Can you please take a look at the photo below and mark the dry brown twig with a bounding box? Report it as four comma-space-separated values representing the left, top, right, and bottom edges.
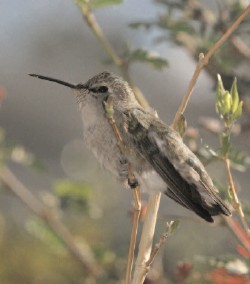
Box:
224, 158, 250, 237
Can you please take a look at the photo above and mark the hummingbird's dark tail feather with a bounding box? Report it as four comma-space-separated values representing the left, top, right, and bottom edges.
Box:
164, 185, 231, 223
164, 190, 213, 222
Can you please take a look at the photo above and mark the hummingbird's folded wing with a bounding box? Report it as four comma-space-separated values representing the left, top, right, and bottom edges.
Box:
127, 109, 231, 222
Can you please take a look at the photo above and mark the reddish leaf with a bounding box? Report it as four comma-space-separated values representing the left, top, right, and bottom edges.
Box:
226, 217, 250, 258
237, 245, 250, 258
173, 261, 193, 283
206, 267, 250, 284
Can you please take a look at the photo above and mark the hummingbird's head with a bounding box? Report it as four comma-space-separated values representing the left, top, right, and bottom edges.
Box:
29, 71, 140, 111
76, 71, 141, 111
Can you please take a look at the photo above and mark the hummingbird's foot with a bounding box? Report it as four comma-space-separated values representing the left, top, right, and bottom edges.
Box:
128, 177, 139, 189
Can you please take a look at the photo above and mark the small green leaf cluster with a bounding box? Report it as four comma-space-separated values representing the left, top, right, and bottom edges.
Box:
194, 75, 249, 174
216, 74, 243, 128
215, 75, 245, 158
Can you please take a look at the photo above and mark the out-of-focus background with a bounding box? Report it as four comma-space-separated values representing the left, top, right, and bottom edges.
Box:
0, 0, 250, 283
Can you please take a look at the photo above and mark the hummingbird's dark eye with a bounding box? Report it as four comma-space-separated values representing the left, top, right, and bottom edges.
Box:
97, 86, 108, 93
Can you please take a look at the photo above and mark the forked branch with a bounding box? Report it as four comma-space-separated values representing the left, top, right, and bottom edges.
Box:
172, 4, 250, 129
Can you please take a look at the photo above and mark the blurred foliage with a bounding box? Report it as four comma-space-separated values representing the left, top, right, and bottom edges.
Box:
130, 0, 250, 94
26, 217, 67, 254
0, 127, 43, 170
126, 48, 168, 70
54, 179, 92, 212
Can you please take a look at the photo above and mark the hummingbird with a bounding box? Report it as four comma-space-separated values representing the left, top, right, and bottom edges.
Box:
29, 71, 231, 222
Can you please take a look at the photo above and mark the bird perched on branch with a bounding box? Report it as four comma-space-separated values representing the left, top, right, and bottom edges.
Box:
30, 71, 231, 222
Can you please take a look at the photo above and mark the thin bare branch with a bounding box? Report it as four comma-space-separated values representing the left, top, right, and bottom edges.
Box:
224, 158, 250, 237
146, 233, 167, 268
79, 2, 122, 67
172, 4, 250, 129
125, 186, 141, 284
0, 166, 102, 277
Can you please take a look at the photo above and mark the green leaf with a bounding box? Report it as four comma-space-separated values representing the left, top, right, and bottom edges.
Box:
230, 78, 239, 114
166, 220, 179, 235
129, 48, 168, 70
216, 74, 225, 101
219, 132, 231, 156
176, 113, 186, 138
91, 0, 123, 9
223, 91, 232, 114
227, 185, 234, 201
234, 101, 243, 121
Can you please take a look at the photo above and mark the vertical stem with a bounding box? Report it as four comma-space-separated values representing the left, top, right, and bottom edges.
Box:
224, 158, 250, 237
125, 187, 141, 284
80, 2, 123, 67
132, 192, 161, 284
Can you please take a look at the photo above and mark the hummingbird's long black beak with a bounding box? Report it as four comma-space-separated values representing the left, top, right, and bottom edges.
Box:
29, 74, 78, 89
